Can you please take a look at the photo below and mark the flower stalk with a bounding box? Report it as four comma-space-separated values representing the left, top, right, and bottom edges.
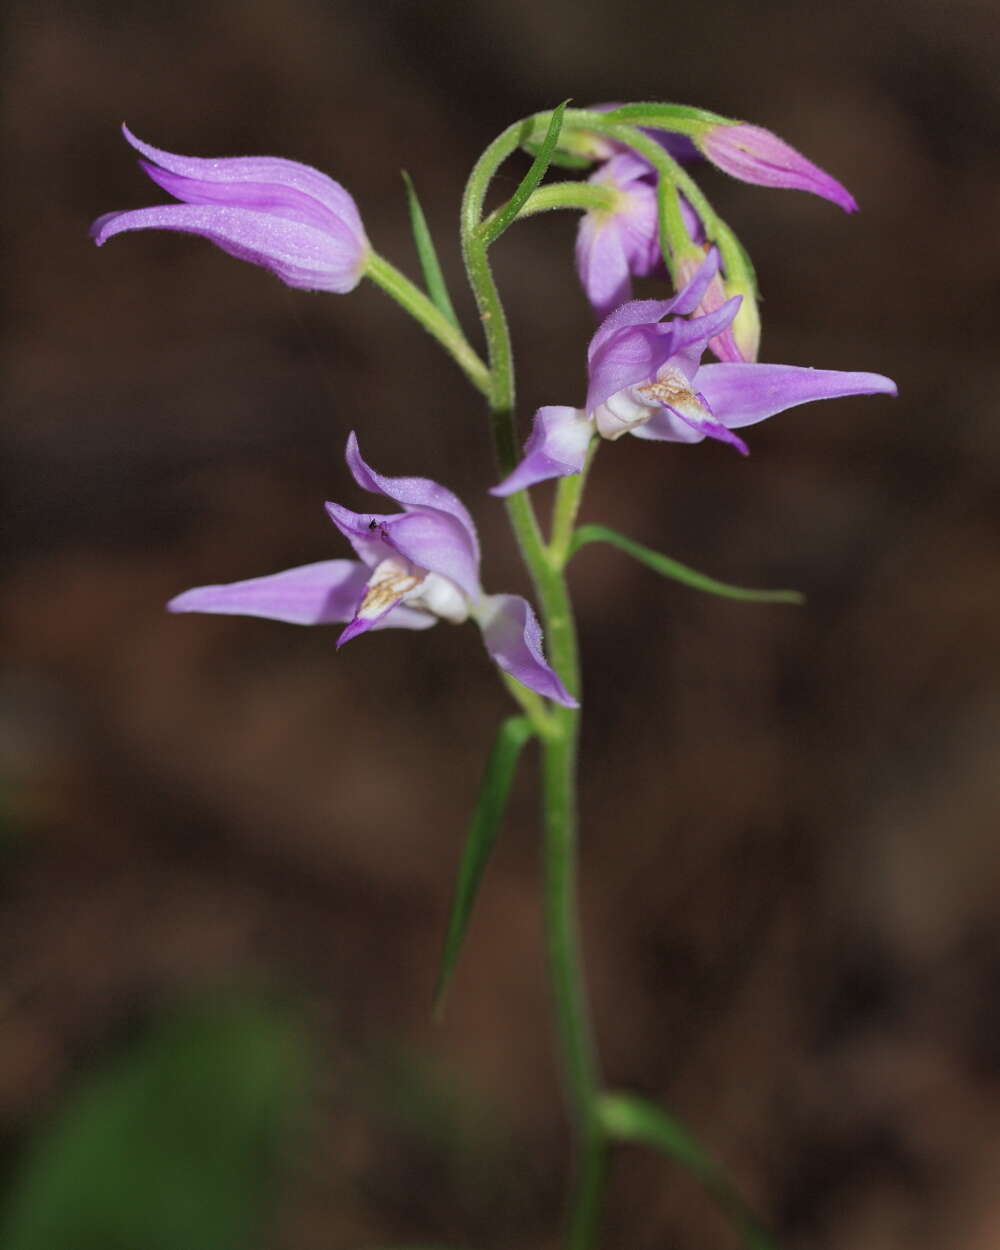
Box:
364, 251, 490, 395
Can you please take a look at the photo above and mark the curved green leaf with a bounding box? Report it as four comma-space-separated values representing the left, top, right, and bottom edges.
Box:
477, 100, 570, 247
570, 524, 804, 605
433, 716, 535, 1016
401, 171, 459, 330
599, 1092, 781, 1250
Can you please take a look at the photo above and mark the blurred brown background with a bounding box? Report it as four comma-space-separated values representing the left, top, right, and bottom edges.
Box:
4, 0, 1000, 1246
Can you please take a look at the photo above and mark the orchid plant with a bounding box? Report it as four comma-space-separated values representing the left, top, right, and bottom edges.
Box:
93, 102, 896, 1249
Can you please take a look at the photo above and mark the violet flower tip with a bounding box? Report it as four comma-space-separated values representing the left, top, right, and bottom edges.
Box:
336, 614, 369, 649
88, 213, 113, 245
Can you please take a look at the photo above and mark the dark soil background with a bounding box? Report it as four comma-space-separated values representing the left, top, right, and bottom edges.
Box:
4, 1, 1000, 1247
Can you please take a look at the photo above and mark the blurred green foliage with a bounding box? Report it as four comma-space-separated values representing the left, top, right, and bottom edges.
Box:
0, 997, 309, 1250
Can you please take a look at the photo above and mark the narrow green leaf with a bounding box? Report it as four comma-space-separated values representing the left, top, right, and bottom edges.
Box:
433, 716, 535, 1015
599, 1092, 782, 1250
570, 524, 804, 605
401, 171, 460, 330
477, 100, 570, 247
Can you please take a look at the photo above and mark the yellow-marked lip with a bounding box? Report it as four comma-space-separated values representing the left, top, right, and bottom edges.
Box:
357, 558, 422, 620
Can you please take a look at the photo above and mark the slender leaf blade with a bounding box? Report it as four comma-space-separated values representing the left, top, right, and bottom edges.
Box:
599, 1092, 781, 1250
402, 171, 460, 330
570, 524, 804, 605
433, 716, 535, 1015
478, 101, 570, 247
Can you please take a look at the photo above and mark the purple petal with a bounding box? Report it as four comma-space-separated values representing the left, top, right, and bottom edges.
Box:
344, 432, 479, 563
137, 161, 356, 238
699, 123, 858, 213
586, 322, 673, 416
380, 511, 480, 601
476, 594, 578, 708
91, 203, 367, 293
629, 385, 749, 453
576, 155, 661, 316
335, 552, 433, 647
121, 125, 367, 238
597, 151, 656, 186
575, 212, 634, 319
675, 249, 752, 363
586, 249, 722, 365
632, 408, 749, 454
661, 296, 743, 377
324, 503, 480, 601
666, 247, 724, 316
491, 407, 593, 496
319, 504, 396, 567
693, 363, 898, 428
585, 292, 740, 415
166, 559, 432, 630
614, 192, 661, 280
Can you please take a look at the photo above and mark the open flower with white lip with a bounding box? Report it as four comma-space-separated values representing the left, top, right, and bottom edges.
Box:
91, 125, 370, 293
492, 252, 897, 495
169, 434, 577, 708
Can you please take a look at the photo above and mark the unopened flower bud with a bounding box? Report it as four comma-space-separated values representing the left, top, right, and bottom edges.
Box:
697, 121, 858, 213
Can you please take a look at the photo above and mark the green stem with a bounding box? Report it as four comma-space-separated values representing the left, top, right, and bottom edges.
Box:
365, 251, 490, 396
479, 181, 616, 237
500, 671, 557, 739
461, 118, 605, 1250
543, 703, 606, 1250
460, 124, 549, 568
549, 443, 598, 569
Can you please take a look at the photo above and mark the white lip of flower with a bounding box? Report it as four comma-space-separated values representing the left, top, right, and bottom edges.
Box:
592, 364, 714, 441
404, 571, 469, 624
357, 557, 469, 625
